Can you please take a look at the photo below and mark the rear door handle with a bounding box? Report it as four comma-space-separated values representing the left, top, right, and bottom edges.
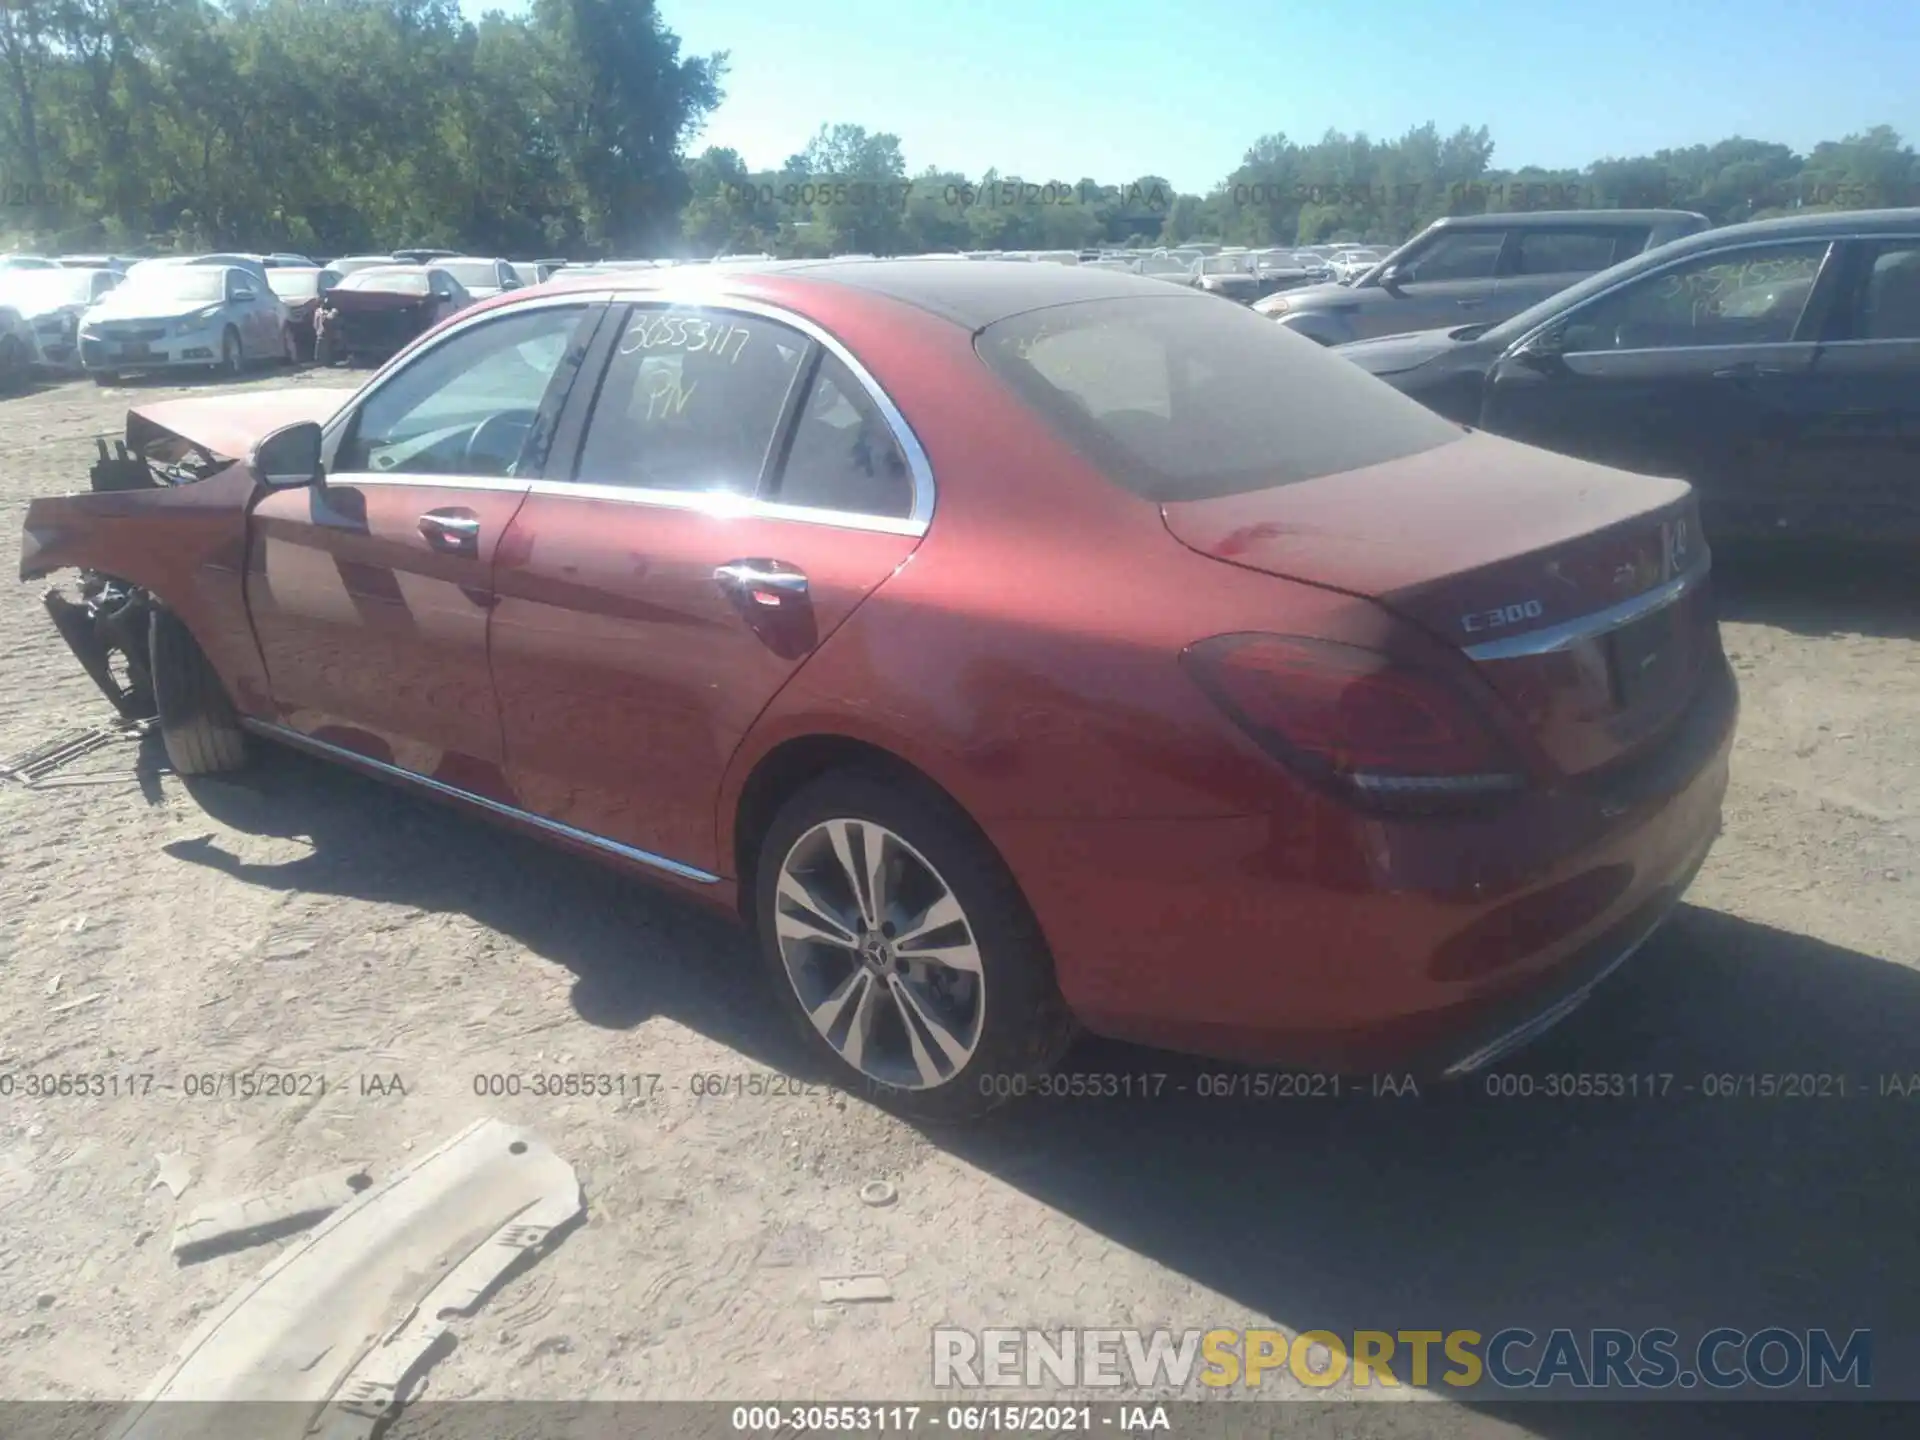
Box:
715, 559, 809, 608
1713, 363, 1789, 380
1456, 299, 1484, 309
419, 509, 481, 553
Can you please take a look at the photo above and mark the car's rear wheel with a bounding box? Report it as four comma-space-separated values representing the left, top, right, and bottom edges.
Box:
90, 369, 119, 386
218, 327, 241, 375
755, 769, 1075, 1121
282, 324, 299, 365
149, 607, 249, 775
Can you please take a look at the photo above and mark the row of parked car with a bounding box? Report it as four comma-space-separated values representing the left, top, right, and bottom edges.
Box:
0, 248, 572, 383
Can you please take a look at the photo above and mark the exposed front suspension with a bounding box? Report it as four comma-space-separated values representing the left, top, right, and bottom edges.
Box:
43, 574, 158, 719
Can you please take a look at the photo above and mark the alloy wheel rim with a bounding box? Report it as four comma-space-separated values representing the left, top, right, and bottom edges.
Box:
773, 818, 985, 1091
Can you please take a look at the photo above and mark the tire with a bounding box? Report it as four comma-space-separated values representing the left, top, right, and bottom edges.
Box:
149, 606, 249, 775
218, 326, 241, 375
0, 334, 27, 390
282, 325, 298, 365
754, 767, 1076, 1121
91, 370, 119, 387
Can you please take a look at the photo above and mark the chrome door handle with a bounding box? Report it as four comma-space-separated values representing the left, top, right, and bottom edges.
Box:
419, 510, 481, 551
1457, 299, 1484, 308
714, 560, 809, 606
1712, 364, 1788, 380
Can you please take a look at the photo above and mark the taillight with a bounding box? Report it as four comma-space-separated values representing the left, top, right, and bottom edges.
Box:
1181, 633, 1527, 813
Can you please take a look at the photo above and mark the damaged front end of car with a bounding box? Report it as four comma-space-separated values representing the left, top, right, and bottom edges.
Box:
23, 387, 357, 726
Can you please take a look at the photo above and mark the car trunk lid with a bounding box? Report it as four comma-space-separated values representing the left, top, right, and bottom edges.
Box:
1160, 431, 1717, 777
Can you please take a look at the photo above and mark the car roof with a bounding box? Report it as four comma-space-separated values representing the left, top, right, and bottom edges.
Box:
1429, 209, 1707, 229
546, 257, 1213, 330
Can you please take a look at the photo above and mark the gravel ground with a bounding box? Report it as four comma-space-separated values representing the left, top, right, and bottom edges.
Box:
0, 369, 1914, 1438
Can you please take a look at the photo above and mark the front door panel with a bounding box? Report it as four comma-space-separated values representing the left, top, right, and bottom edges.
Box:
245, 477, 528, 787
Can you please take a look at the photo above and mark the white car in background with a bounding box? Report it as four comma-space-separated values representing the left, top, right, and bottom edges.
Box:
432, 256, 522, 301
0, 265, 122, 371
79, 263, 293, 383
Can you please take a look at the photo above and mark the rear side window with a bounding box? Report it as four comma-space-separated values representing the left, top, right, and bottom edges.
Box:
574, 307, 808, 492
1857, 242, 1920, 339
1512, 228, 1643, 275
1401, 230, 1505, 282
768, 353, 914, 518
976, 295, 1463, 502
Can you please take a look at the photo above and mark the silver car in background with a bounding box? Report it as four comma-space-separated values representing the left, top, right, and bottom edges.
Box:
433, 256, 522, 301
79, 263, 292, 383
0, 265, 122, 371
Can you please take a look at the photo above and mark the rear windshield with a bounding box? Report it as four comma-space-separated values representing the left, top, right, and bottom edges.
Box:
975, 295, 1462, 501
267, 269, 321, 299
336, 269, 430, 294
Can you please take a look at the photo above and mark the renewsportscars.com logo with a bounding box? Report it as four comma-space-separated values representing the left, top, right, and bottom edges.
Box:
932, 1327, 1873, 1393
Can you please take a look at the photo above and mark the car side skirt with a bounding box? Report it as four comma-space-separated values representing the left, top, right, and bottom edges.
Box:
240, 718, 730, 893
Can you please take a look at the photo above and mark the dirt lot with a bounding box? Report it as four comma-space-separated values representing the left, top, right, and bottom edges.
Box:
0, 369, 1914, 1436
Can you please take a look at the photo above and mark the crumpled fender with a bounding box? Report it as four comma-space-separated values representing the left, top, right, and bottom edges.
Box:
19, 386, 357, 720
21, 465, 276, 717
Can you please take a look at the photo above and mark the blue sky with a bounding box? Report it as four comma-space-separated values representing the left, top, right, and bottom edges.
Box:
490, 0, 1919, 191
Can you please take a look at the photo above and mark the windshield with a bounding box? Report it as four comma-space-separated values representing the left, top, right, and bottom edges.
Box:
337, 268, 431, 294
439, 260, 502, 287
267, 269, 322, 299
114, 267, 228, 304
0, 269, 98, 308
977, 294, 1462, 501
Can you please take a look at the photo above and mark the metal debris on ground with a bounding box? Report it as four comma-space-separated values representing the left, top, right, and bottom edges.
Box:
172, 1165, 375, 1264
150, 1153, 194, 1198
818, 1274, 893, 1303
111, 1118, 583, 1440
0, 716, 155, 787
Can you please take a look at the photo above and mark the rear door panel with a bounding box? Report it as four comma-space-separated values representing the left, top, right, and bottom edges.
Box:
488, 300, 925, 876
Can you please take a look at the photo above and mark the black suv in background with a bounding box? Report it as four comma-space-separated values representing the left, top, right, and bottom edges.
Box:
1253, 209, 1710, 344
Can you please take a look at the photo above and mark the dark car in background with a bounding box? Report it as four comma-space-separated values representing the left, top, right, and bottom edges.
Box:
315, 265, 472, 365
1338, 209, 1920, 545
1254, 210, 1711, 344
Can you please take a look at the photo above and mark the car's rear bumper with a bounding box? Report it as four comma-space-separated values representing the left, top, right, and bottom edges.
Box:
989, 657, 1738, 1076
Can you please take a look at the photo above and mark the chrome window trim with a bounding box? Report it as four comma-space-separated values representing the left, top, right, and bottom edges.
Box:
579, 293, 936, 534
1506, 237, 1843, 358
323, 472, 530, 494
1465, 554, 1711, 662
518, 478, 926, 536
240, 718, 722, 885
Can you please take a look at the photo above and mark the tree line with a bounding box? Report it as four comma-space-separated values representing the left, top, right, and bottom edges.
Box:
3, 1, 1916, 260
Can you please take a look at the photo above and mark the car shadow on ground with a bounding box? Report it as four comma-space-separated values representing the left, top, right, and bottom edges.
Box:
1713, 544, 1919, 642
164, 747, 1919, 1436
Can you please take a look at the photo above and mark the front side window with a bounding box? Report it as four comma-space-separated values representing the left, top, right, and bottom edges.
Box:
978, 294, 1463, 501
572, 307, 808, 493
1560, 241, 1831, 352
337, 304, 589, 476
1856, 242, 1920, 340
1399, 230, 1505, 283
1512, 228, 1639, 276
768, 354, 914, 518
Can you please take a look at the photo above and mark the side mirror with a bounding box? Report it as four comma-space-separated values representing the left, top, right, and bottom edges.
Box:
1509, 324, 1569, 371
433, 289, 453, 302
251, 421, 325, 489
1378, 262, 1408, 291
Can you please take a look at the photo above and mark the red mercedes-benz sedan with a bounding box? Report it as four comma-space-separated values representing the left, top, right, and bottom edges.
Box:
21, 260, 1736, 1118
